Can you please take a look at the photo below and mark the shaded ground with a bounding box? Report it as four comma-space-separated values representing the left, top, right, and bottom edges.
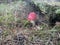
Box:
0, 0, 60, 45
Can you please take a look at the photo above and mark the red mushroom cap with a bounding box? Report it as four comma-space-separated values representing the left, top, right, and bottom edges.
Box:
27, 12, 37, 21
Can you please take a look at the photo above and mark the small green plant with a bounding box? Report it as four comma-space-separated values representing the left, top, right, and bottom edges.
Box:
55, 9, 60, 14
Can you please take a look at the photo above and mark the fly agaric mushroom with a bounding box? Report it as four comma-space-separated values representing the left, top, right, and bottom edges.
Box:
27, 12, 37, 26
